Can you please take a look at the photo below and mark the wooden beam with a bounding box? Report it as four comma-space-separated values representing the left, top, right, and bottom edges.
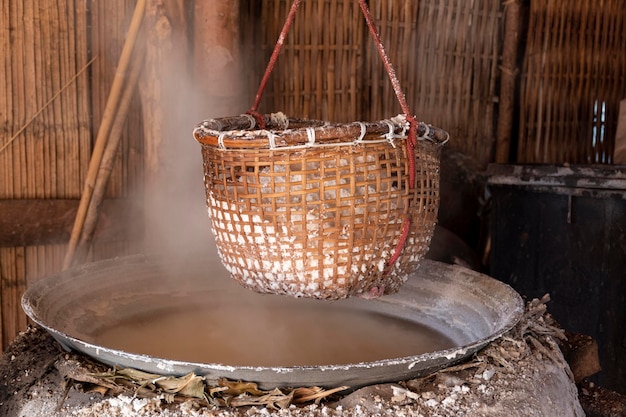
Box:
0, 199, 142, 247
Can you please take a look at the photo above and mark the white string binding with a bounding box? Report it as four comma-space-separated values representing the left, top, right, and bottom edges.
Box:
418, 123, 430, 141
398, 120, 408, 137
306, 127, 316, 146
356, 122, 367, 144
218, 132, 227, 150
267, 131, 277, 149
441, 131, 450, 145
239, 113, 256, 130
383, 120, 397, 148
212, 120, 444, 151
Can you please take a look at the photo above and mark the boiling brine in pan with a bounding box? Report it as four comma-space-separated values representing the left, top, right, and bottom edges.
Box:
94, 303, 457, 367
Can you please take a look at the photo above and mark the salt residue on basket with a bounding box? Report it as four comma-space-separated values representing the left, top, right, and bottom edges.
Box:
195, 114, 444, 299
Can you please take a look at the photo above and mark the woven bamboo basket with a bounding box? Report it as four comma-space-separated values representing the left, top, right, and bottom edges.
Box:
193, 112, 448, 299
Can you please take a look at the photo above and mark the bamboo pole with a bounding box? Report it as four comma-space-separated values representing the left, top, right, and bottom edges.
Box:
63, 0, 147, 270
0, 57, 97, 156
71, 49, 145, 267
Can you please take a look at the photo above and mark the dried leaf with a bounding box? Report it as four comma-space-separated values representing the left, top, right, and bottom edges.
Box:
88, 369, 118, 380
155, 373, 206, 399
291, 386, 323, 399
217, 378, 265, 396
82, 384, 110, 396
208, 386, 229, 395
115, 368, 162, 383
84, 366, 347, 409
229, 388, 294, 409
292, 386, 350, 404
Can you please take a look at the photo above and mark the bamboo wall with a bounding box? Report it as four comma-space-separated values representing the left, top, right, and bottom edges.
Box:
0, 0, 89, 350
0, 0, 144, 351
365, 0, 501, 164
244, 0, 502, 165
242, 0, 366, 123
517, 0, 626, 164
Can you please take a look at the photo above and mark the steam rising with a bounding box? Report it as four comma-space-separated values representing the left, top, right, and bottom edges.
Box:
137, 18, 246, 274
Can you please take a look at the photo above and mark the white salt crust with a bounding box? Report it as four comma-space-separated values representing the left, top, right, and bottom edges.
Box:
205, 155, 434, 298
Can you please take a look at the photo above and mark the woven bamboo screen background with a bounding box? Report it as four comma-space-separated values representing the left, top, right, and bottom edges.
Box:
365, 0, 501, 163
518, 0, 626, 164
2, 0, 626, 353
242, 0, 367, 123
0, 0, 144, 350
244, 0, 502, 165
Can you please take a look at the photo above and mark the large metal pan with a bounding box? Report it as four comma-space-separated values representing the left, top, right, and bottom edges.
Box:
22, 255, 523, 389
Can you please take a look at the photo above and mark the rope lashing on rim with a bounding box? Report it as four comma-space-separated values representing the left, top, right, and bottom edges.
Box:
247, 0, 421, 268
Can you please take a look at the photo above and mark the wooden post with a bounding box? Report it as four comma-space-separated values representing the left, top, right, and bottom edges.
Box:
136, 0, 246, 257
193, 0, 245, 116
138, 0, 245, 177
137, 0, 191, 254
614, 99, 626, 164
495, 0, 522, 163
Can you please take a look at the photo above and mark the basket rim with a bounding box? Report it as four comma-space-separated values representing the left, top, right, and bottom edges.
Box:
193, 113, 449, 150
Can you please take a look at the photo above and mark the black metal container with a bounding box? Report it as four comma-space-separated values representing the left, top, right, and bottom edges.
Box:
487, 164, 626, 394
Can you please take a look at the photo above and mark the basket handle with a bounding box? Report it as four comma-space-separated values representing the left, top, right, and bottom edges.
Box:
246, 0, 422, 269
247, 1, 419, 131
246, 0, 420, 175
